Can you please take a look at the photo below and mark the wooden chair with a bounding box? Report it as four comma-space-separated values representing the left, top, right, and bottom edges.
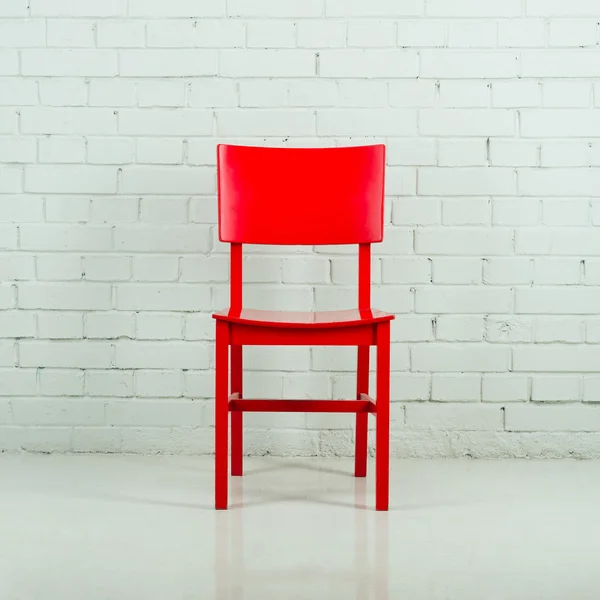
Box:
213, 144, 394, 510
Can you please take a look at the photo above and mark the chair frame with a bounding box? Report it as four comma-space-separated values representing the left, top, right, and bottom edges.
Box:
213, 145, 393, 511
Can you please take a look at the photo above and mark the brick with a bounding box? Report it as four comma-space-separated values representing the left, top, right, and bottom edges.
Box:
535, 317, 585, 343
91, 198, 138, 224
0, 78, 37, 106
282, 257, 328, 284
137, 140, 184, 165
36, 256, 83, 281
348, 20, 395, 47
419, 168, 516, 195
522, 51, 600, 77
86, 370, 133, 397
522, 109, 600, 137
432, 374, 481, 402
416, 286, 512, 314
239, 81, 287, 107
39, 369, 84, 395
493, 198, 540, 225
318, 109, 417, 136
85, 256, 131, 281
541, 141, 600, 167
129, 0, 224, 16
0, 255, 35, 281
12, 398, 104, 426
39, 137, 85, 163
397, 20, 445, 47
543, 81, 592, 107
0, 19, 45, 47
0, 0, 28, 16
0, 341, 14, 366
189, 79, 238, 107
436, 315, 485, 342
0, 51, 18, 75
327, 0, 422, 15
89, 79, 136, 106
179, 256, 229, 283
320, 50, 419, 78
490, 140, 538, 167
247, 20, 296, 48
19, 283, 111, 310
97, 20, 145, 47
184, 314, 212, 341
514, 345, 600, 372
85, 312, 134, 339
288, 80, 337, 107
412, 344, 510, 372
0, 284, 14, 309
583, 377, 600, 402
484, 258, 532, 284
136, 370, 183, 397
534, 257, 582, 285
0, 197, 43, 222
0, 311, 35, 338
438, 141, 487, 167
120, 50, 217, 77
549, 20, 597, 46
0, 110, 17, 135
337, 80, 387, 107
431, 258, 482, 284
381, 257, 430, 284
136, 313, 183, 340
38, 312, 83, 339
420, 51, 519, 78
114, 225, 211, 253
0, 165, 22, 193
30, 0, 126, 16
498, 19, 546, 47
527, 0, 599, 16
389, 80, 436, 107
39, 77, 88, 108
47, 20, 94, 47
517, 287, 600, 315
20, 341, 112, 368
506, 405, 600, 432
116, 284, 210, 311
22, 108, 116, 135
420, 109, 513, 135
119, 167, 214, 195
0, 369, 36, 396
230, 0, 322, 16
119, 109, 211, 136
296, 21, 346, 47
22, 50, 117, 76
108, 399, 204, 426
520, 169, 600, 196
217, 109, 315, 136
25, 165, 117, 194
406, 404, 503, 430
482, 374, 529, 402
394, 315, 433, 342
448, 21, 497, 48
486, 316, 533, 343
21, 225, 112, 251
492, 80, 540, 107
88, 138, 135, 165
391, 198, 438, 227
45, 195, 91, 223
220, 50, 314, 77
442, 197, 490, 224
416, 227, 513, 255
114, 341, 210, 369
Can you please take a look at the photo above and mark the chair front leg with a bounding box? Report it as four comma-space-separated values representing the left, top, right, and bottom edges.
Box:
375, 322, 390, 511
215, 321, 230, 510
354, 345, 370, 477
231, 344, 243, 476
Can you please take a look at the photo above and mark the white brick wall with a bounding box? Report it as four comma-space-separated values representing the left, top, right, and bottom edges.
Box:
2, 0, 600, 458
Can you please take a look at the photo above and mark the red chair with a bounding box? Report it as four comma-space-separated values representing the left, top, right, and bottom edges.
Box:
213, 144, 394, 511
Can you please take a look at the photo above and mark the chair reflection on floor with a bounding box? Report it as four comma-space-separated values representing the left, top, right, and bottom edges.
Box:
214, 477, 389, 600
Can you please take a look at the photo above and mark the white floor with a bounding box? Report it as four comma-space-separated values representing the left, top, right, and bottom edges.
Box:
1, 456, 600, 600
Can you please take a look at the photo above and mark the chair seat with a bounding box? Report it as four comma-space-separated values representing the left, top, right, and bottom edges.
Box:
213, 307, 394, 329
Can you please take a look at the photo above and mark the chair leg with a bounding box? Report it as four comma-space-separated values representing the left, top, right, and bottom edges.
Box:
231, 345, 243, 477
215, 321, 229, 510
375, 322, 390, 512
354, 345, 369, 477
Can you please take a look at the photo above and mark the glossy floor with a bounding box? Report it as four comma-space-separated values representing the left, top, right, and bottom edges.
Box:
1, 455, 600, 599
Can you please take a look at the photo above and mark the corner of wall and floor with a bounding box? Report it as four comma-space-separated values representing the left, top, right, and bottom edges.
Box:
1, 0, 600, 458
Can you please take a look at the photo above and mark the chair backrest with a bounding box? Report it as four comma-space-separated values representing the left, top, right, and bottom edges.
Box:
217, 144, 386, 310
217, 144, 385, 245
